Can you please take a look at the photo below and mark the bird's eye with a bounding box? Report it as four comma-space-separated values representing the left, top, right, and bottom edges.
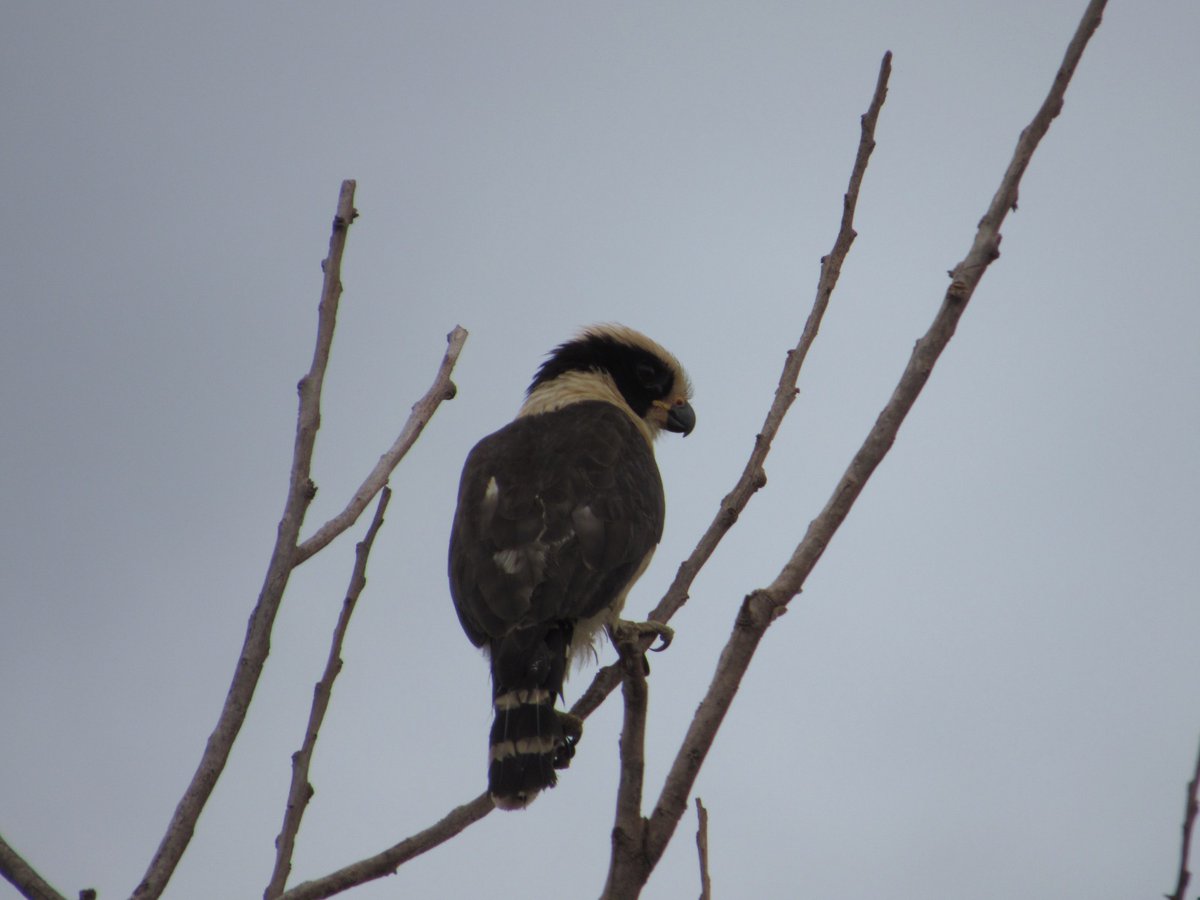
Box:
635, 361, 665, 389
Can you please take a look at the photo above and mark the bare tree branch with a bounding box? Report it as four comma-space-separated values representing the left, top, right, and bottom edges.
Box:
270, 44, 893, 900
768, 0, 1106, 606
234, 1, 1108, 892
572, 50, 893, 727
654, 49, 893, 629
0, 832, 67, 900
695, 798, 711, 900
602, 635, 653, 898
1167, 735, 1200, 900
130, 178, 361, 900
294, 327, 468, 566
636, 0, 1108, 884
266, 487, 394, 899
568, 659, 625, 725
277, 794, 494, 900
264, 44, 891, 899
124, 179, 467, 899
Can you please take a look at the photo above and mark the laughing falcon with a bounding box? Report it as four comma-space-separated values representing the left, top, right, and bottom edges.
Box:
448, 324, 695, 810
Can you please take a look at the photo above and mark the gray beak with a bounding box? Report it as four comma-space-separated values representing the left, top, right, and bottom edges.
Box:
665, 400, 696, 436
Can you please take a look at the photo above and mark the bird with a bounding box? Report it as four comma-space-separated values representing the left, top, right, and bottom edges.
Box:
448, 323, 695, 809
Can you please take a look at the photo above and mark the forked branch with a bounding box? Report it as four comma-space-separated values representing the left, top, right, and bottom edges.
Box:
638, 0, 1109, 887
129, 180, 466, 900
295, 327, 468, 565
282, 45, 894, 900
131, 179, 360, 900
237, 0, 1109, 894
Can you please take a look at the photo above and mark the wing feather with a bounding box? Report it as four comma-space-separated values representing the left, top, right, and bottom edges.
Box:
449, 401, 664, 646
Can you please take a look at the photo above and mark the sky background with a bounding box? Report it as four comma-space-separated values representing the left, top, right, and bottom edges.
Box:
3, 2, 1198, 899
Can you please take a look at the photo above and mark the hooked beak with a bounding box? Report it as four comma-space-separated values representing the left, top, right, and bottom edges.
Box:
665, 399, 696, 436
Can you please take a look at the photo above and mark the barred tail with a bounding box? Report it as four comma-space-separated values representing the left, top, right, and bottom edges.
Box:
487, 623, 577, 809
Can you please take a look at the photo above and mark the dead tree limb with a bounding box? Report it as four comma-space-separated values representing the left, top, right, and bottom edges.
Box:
130, 179, 361, 900
602, 633, 655, 897
265, 488, 393, 898
573, 49, 892, 726
294, 327, 467, 566
695, 799, 711, 900
1167, 735, 1200, 900
250, 0, 1108, 893
629, 2, 1108, 892
599, 47, 894, 900
0, 832, 68, 900
277, 794, 494, 900
129, 180, 467, 899
283, 45, 893, 900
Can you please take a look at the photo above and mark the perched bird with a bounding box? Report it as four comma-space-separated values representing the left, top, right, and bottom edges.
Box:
448, 324, 695, 809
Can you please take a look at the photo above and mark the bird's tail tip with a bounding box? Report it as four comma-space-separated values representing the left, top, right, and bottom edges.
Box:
488, 690, 579, 810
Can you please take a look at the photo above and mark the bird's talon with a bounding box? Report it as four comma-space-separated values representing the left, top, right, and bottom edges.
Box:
647, 621, 674, 652
557, 711, 583, 744
611, 619, 674, 653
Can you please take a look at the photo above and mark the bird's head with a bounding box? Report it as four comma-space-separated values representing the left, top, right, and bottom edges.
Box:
521, 323, 695, 442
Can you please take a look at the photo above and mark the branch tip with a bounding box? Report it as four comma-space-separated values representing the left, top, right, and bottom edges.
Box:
294, 327, 467, 565
695, 798, 712, 900
1167, 734, 1200, 900
132, 178, 359, 900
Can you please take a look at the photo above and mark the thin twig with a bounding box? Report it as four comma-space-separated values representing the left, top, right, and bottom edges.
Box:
640, 1, 1108, 884
652, 48, 893, 629
1167, 735, 1200, 900
592, 51, 893, 900
571, 51, 892, 727
131, 179, 359, 900
0, 832, 67, 900
695, 798, 711, 900
601, 637, 653, 898
294, 327, 468, 565
277, 794, 494, 900
265, 487, 394, 899
568, 661, 625, 724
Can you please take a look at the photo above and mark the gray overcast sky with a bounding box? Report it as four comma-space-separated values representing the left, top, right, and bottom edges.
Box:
2, 2, 1198, 898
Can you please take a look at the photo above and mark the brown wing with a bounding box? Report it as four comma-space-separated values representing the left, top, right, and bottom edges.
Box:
448, 401, 665, 647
